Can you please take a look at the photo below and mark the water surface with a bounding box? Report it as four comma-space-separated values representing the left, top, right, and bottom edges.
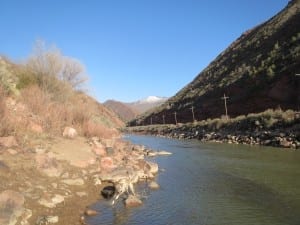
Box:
87, 135, 300, 225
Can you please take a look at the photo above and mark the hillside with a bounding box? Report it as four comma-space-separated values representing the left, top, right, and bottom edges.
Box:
129, 0, 300, 126
104, 96, 168, 122
0, 53, 124, 140
104, 99, 139, 122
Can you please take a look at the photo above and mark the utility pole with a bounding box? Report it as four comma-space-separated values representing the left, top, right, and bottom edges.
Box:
221, 93, 229, 119
162, 115, 165, 124
174, 112, 178, 125
296, 74, 300, 111
190, 106, 195, 122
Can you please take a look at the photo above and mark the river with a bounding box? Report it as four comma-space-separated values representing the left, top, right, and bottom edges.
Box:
86, 135, 300, 225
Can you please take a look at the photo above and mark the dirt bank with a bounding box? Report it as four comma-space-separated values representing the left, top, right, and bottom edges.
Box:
0, 132, 153, 225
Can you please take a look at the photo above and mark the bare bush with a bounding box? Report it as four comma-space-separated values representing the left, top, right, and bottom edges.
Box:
26, 40, 88, 95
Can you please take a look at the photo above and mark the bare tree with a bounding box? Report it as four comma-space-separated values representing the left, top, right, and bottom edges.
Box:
60, 57, 88, 89
26, 39, 88, 91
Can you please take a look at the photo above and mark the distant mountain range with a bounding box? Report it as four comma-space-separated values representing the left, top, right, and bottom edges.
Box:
129, 0, 300, 126
104, 96, 168, 122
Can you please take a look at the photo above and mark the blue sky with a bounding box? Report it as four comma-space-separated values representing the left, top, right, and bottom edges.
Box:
1, 0, 288, 102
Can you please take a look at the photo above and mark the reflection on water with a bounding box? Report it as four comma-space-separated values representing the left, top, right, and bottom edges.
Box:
87, 135, 300, 225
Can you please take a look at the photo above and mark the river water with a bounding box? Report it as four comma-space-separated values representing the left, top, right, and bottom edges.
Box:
87, 135, 300, 225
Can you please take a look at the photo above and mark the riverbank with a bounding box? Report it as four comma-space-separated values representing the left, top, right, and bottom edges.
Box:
0, 132, 162, 225
125, 109, 300, 149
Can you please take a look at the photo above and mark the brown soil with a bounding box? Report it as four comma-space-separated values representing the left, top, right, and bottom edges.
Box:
0, 135, 113, 225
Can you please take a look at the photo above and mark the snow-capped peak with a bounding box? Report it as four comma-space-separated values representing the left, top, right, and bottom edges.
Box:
143, 96, 162, 103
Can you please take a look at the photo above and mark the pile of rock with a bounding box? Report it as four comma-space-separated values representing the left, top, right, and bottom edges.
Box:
0, 125, 172, 225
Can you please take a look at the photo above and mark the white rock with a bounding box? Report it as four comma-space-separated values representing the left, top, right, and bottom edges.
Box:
149, 181, 160, 189
62, 127, 77, 139
51, 194, 64, 204
157, 151, 172, 156
145, 161, 159, 174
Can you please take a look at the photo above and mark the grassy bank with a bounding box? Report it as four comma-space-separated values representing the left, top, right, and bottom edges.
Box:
125, 109, 300, 149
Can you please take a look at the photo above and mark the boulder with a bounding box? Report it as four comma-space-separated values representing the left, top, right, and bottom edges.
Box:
92, 146, 106, 156
35, 154, 62, 177
0, 136, 18, 148
100, 157, 116, 171
0, 190, 25, 225
29, 122, 43, 133
145, 161, 159, 174
101, 186, 116, 199
36, 215, 59, 224
62, 127, 77, 139
84, 208, 98, 216
124, 195, 142, 207
149, 181, 160, 190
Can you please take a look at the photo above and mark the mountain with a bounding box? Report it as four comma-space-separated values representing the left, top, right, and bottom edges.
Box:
104, 96, 168, 122
129, 0, 300, 126
126, 96, 168, 114
104, 100, 139, 122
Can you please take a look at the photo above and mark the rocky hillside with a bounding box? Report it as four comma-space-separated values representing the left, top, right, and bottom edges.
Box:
129, 0, 300, 126
104, 99, 139, 122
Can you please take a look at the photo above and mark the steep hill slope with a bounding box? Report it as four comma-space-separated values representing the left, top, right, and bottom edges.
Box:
104, 100, 139, 122
129, 0, 300, 126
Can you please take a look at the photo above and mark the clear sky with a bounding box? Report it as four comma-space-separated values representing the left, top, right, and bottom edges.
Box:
1, 0, 288, 103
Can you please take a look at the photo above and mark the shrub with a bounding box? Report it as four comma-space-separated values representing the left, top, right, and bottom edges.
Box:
0, 86, 14, 136
20, 85, 51, 116
16, 69, 38, 89
82, 120, 118, 139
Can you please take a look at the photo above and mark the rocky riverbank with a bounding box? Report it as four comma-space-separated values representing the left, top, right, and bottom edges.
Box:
126, 110, 300, 149
0, 128, 167, 225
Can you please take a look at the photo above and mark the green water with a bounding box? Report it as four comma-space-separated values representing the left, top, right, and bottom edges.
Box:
88, 135, 300, 225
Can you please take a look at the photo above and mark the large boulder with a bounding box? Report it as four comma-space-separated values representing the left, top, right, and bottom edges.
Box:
62, 127, 77, 139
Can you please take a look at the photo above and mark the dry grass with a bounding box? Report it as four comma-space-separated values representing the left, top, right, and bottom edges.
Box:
82, 120, 118, 139
0, 86, 15, 136
17, 85, 120, 138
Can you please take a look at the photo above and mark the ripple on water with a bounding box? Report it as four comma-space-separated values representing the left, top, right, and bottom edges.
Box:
86, 135, 300, 225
